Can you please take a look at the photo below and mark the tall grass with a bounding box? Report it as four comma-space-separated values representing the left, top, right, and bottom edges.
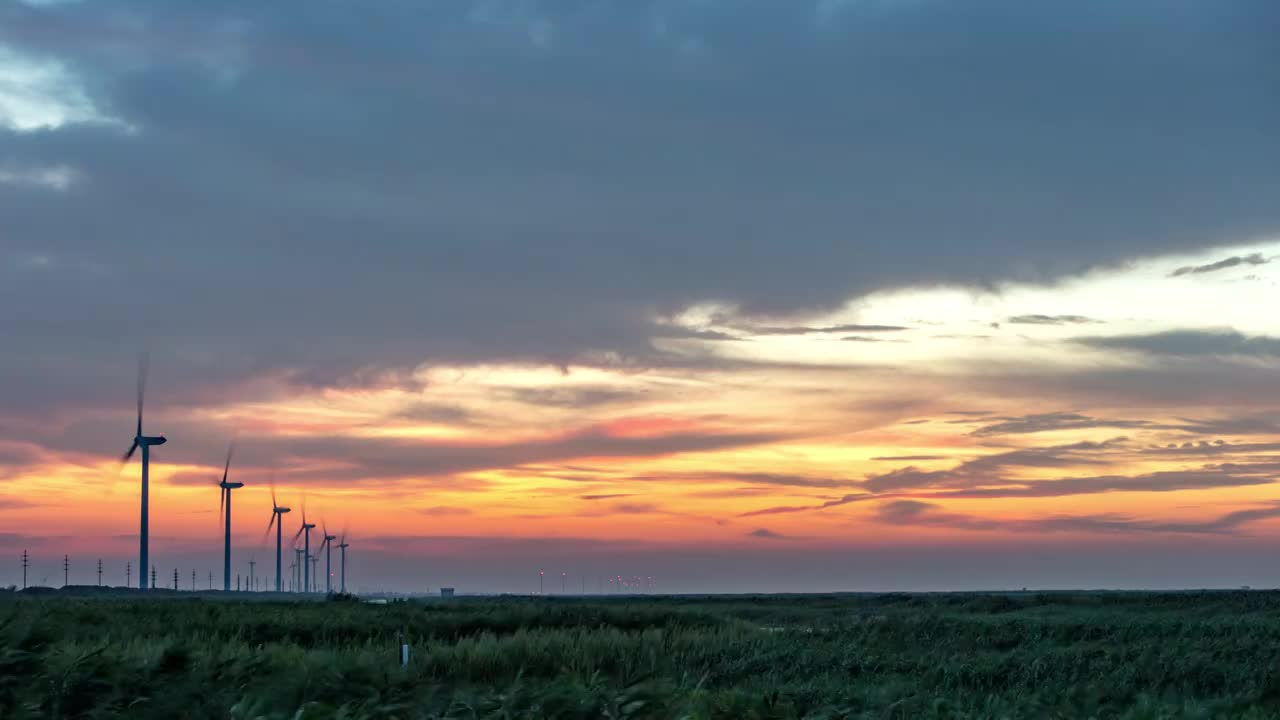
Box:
3, 592, 1280, 718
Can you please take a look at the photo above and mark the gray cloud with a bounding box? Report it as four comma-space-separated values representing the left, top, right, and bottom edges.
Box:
417, 506, 474, 517
973, 412, 1154, 436
747, 528, 789, 540
875, 499, 1280, 536
746, 324, 910, 336
1076, 330, 1280, 358
578, 493, 635, 501
1170, 253, 1269, 277
1, 0, 1277, 407
1006, 315, 1099, 325
504, 387, 646, 409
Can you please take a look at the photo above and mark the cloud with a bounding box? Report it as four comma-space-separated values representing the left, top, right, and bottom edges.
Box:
0, 163, 80, 191
1006, 315, 1099, 325
1076, 330, 1280, 358
611, 502, 661, 515
872, 455, 947, 461
746, 324, 910, 336
919, 466, 1277, 500
875, 500, 1280, 536
747, 528, 789, 540
737, 493, 874, 518
579, 493, 635, 501
505, 387, 645, 409
1170, 253, 1269, 277
1, 0, 1277, 405
417, 506, 474, 516
973, 412, 1154, 437
393, 403, 477, 425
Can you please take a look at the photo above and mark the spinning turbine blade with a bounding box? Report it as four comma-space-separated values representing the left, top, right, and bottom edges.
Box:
122, 440, 139, 462
136, 351, 148, 437
222, 441, 235, 484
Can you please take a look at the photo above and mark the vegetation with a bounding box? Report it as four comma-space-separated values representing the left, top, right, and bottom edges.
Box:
3, 591, 1280, 718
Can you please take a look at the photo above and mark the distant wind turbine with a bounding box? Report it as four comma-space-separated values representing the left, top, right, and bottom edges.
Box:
121, 353, 166, 590
263, 484, 291, 593
216, 441, 243, 592
320, 524, 337, 594
294, 504, 316, 593
338, 529, 350, 594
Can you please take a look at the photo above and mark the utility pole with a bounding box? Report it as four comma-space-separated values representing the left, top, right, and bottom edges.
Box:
126, 562, 131, 588
150, 565, 156, 590
21, 550, 29, 589
249, 561, 256, 592
172, 568, 178, 591
539, 569, 544, 595
208, 572, 212, 590
97, 559, 102, 587
63, 555, 69, 587
561, 571, 566, 594
191, 569, 196, 591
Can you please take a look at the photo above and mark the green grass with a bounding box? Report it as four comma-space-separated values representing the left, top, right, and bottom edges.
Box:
4, 591, 1280, 718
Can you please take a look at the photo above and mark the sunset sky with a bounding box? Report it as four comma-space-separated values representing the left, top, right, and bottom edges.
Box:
3, 0, 1280, 593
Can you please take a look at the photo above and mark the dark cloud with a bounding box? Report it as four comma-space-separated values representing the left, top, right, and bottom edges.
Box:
920, 466, 1277, 500
504, 387, 645, 409
747, 528, 789, 540
394, 403, 477, 425
875, 500, 1280, 536
1173, 415, 1280, 436
973, 411, 1154, 436
1006, 315, 1099, 325
745, 324, 910, 336
872, 455, 947, 461
578, 494, 635, 501
863, 440, 1124, 493
1076, 330, 1280, 358
611, 503, 661, 515
1171, 253, 1269, 277
2, 0, 1277, 406
417, 506, 474, 517
737, 493, 873, 518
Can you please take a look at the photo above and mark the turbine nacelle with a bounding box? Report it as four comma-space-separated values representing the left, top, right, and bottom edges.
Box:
220, 481, 244, 490
275, 506, 291, 514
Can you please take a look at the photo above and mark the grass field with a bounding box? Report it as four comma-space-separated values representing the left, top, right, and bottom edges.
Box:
4, 590, 1280, 718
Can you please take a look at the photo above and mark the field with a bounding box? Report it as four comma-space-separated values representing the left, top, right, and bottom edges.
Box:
4, 591, 1280, 719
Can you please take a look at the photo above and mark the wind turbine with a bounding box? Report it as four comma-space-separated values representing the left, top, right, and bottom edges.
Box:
216, 441, 243, 592
338, 531, 350, 594
320, 524, 337, 594
121, 353, 166, 590
264, 487, 291, 593
294, 506, 316, 593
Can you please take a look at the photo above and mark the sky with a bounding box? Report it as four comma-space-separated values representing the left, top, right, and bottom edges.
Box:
2, 0, 1280, 593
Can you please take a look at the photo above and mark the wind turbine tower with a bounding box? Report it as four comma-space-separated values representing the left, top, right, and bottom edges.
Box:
300, 514, 316, 593
121, 354, 166, 590
217, 442, 243, 592
321, 526, 337, 593
264, 489, 292, 592
338, 534, 349, 594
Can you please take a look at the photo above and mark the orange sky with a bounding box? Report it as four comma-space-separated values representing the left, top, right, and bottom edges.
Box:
4, 243, 1280, 592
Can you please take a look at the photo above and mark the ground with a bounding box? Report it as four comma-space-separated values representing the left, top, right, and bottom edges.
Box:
3, 590, 1280, 718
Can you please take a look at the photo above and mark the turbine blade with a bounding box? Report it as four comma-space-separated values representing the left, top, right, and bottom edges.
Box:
261, 511, 276, 544
122, 440, 139, 463
136, 351, 148, 437
222, 440, 235, 484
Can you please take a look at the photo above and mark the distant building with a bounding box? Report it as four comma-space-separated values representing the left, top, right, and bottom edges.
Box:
440, 587, 455, 597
